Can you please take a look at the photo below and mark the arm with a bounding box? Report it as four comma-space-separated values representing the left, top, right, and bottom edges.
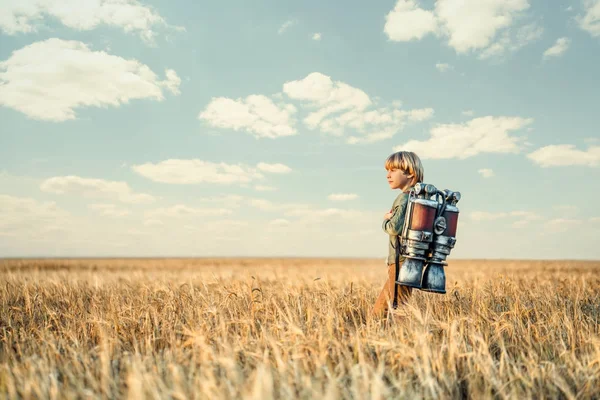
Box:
382, 192, 409, 236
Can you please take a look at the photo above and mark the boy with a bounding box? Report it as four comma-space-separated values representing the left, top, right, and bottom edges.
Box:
372, 151, 424, 318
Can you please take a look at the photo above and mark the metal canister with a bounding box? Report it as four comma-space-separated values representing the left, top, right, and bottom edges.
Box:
421, 190, 461, 294
396, 183, 438, 288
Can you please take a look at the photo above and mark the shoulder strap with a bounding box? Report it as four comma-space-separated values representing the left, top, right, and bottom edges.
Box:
392, 235, 400, 309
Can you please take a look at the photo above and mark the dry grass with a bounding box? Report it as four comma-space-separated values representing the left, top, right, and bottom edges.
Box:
1, 258, 599, 399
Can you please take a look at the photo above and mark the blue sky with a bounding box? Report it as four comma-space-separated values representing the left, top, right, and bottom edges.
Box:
1, 0, 599, 259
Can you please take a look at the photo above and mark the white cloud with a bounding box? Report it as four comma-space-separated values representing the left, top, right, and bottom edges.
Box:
328, 193, 359, 201
312, 32, 322, 41
384, 0, 438, 41
161, 69, 182, 95
407, 108, 435, 121
283, 72, 433, 144
543, 37, 571, 59
384, 0, 540, 59
436, 0, 531, 53
199, 95, 297, 139
435, 63, 452, 72
0, 38, 180, 122
470, 211, 508, 221
0, 191, 379, 257
182, 220, 250, 242
544, 218, 582, 233
284, 207, 366, 222
394, 116, 532, 159
196, 195, 245, 208
477, 22, 544, 60
278, 19, 296, 34
199, 72, 433, 144
186, 220, 248, 230
256, 162, 292, 174
255, 185, 276, 192
0, 0, 177, 43
470, 210, 541, 227
269, 218, 290, 226
88, 203, 130, 217
462, 110, 475, 116
579, 0, 600, 37
249, 199, 278, 211
509, 211, 543, 227
527, 144, 600, 167
40, 175, 155, 204
478, 168, 495, 178
145, 205, 232, 220
132, 159, 266, 184
0, 194, 70, 232
284, 72, 371, 127
246, 198, 356, 222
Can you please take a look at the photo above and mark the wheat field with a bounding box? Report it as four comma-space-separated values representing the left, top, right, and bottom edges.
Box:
1, 258, 599, 399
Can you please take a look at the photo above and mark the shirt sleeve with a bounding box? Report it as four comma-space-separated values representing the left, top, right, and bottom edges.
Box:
382, 192, 409, 236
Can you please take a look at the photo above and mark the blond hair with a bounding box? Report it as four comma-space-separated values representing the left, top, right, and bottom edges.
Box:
384, 151, 424, 187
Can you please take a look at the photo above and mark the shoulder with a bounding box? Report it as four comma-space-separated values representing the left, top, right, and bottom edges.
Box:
392, 191, 410, 207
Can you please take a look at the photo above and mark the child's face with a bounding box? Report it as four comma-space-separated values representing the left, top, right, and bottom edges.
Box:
386, 167, 413, 191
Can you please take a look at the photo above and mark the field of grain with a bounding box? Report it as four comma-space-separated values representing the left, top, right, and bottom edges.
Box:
1, 258, 599, 399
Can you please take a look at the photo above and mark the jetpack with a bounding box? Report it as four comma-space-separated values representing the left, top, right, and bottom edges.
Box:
395, 183, 461, 294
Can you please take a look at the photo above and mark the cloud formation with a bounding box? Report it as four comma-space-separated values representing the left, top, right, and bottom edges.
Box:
278, 19, 296, 34
0, 39, 180, 121
283, 72, 434, 144
0, 0, 177, 43
384, 0, 438, 41
470, 210, 542, 228
384, 0, 542, 59
199, 95, 297, 139
477, 22, 544, 59
132, 159, 291, 184
435, 63, 452, 72
88, 203, 131, 217
41, 175, 155, 204
394, 116, 532, 159
544, 218, 582, 233
527, 144, 600, 167
0, 194, 70, 233
255, 185, 276, 192
328, 193, 359, 201
478, 168, 495, 178
199, 72, 433, 144
256, 162, 292, 174
543, 37, 571, 59
579, 0, 600, 37
145, 205, 232, 219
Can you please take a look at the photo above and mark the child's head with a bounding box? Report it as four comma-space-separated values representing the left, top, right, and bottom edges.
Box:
385, 151, 424, 189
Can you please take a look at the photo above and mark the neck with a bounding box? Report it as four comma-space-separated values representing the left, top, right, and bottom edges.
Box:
401, 183, 414, 193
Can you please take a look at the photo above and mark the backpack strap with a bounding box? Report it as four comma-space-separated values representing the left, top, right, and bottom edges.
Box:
392, 235, 401, 309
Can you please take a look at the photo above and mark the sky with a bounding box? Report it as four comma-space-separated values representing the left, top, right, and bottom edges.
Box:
1, 0, 599, 260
